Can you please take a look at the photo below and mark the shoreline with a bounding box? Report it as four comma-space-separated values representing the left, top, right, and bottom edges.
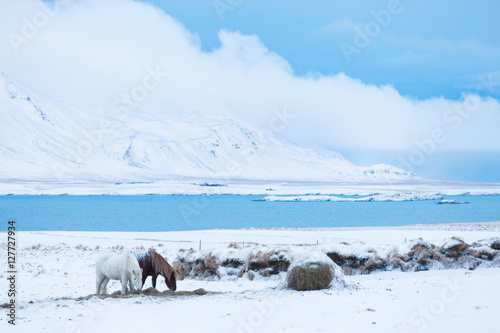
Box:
8, 219, 500, 234
8, 221, 500, 251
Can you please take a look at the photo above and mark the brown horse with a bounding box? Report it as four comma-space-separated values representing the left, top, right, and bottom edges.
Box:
133, 249, 177, 291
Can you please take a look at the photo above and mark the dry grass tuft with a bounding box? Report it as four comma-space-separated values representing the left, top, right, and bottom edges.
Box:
326, 252, 369, 275
173, 261, 190, 280
363, 255, 386, 274
191, 252, 220, 279
221, 258, 244, 268
441, 237, 469, 258
490, 239, 500, 251
387, 252, 412, 272
247, 250, 290, 275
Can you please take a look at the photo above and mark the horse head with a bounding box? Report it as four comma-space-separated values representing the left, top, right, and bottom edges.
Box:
127, 251, 143, 291
165, 270, 177, 291
131, 268, 143, 291
151, 250, 178, 291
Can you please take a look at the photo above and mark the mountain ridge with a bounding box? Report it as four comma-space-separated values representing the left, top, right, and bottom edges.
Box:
0, 72, 416, 183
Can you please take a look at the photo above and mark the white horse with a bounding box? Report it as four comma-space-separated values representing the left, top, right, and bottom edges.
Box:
96, 250, 143, 295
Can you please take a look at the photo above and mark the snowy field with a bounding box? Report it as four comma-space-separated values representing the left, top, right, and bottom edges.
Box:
1, 222, 500, 332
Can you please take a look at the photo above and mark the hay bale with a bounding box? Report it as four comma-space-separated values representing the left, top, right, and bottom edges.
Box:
287, 251, 343, 291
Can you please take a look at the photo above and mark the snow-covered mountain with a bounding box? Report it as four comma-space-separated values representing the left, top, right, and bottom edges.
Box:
0, 72, 416, 183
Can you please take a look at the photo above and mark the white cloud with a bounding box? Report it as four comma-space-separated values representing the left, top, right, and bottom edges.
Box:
1, 0, 499, 154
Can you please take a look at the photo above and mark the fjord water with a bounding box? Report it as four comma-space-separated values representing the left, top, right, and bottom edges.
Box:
1, 195, 499, 231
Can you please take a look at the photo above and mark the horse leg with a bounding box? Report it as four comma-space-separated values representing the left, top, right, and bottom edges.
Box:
152, 274, 157, 289
103, 277, 110, 294
96, 273, 107, 295
120, 275, 128, 294
100, 277, 110, 295
129, 278, 134, 292
96, 274, 103, 295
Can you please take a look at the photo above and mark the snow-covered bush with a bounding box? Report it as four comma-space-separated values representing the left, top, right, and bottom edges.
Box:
168, 236, 500, 282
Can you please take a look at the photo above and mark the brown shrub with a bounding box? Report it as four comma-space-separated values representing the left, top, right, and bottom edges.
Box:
458, 256, 480, 270
190, 252, 220, 279
406, 242, 449, 271
173, 261, 190, 280
342, 267, 354, 275
247, 251, 289, 275
363, 256, 386, 274
221, 258, 244, 268
387, 256, 411, 272
490, 240, 500, 251
469, 247, 497, 261
441, 237, 469, 259
247, 251, 271, 268
287, 261, 334, 291
204, 252, 219, 271
259, 268, 273, 277
237, 265, 247, 278
326, 252, 367, 270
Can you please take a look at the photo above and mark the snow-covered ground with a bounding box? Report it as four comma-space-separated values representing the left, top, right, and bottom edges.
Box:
1, 222, 500, 332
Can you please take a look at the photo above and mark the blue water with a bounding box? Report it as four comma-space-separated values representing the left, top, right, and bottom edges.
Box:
0, 195, 499, 231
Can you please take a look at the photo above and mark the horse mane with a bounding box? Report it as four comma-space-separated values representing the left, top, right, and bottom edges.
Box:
125, 250, 140, 271
150, 250, 178, 281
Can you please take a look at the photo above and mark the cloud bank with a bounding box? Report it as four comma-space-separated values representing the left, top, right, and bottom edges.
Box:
1, 0, 499, 158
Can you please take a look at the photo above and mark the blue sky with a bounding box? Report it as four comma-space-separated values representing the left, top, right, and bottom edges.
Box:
149, 0, 500, 100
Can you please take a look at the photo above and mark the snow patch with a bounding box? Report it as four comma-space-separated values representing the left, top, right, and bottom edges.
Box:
257, 192, 443, 202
